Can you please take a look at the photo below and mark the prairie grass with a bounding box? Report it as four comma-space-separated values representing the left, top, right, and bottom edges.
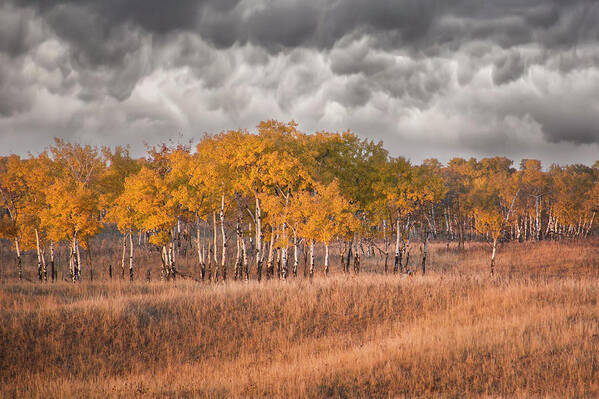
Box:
1, 239, 598, 398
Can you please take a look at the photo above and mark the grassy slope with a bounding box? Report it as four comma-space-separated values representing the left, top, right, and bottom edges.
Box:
1, 240, 599, 398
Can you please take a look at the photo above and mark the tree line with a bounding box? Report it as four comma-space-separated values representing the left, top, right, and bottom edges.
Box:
1, 120, 598, 282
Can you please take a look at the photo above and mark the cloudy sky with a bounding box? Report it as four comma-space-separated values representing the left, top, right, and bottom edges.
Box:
1, 0, 599, 166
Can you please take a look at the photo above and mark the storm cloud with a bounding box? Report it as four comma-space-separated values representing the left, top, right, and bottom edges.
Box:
1, 0, 599, 164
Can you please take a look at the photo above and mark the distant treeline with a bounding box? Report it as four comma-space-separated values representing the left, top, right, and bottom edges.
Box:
1, 120, 598, 282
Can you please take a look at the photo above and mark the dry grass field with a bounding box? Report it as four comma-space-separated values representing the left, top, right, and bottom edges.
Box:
1, 239, 599, 398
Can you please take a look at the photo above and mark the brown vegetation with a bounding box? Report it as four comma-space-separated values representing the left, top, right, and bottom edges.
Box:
1, 239, 599, 398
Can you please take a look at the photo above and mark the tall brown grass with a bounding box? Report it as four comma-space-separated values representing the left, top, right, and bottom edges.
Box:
1, 239, 598, 398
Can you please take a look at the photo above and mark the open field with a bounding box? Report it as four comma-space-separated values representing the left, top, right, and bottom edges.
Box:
1, 239, 599, 398
3, 2, 599, 397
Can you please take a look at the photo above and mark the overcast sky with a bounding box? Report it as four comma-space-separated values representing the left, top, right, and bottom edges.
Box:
1, 0, 599, 166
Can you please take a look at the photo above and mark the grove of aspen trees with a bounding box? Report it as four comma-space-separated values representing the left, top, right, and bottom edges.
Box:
1, 120, 598, 282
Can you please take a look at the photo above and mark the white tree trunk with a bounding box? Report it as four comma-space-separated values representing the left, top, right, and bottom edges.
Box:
69, 241, 74, 282
431, 206, 437, 237
213, 211, 218, 280
75, 234, 82, 280
171, 228, 176, 267
421, 230, 429, 275
309, 239, 315, 277
535, 196, 541, 241
196, 216, 203, 279
546, 208, 553, 237
169, 243, 176, 279
161, 246, 167, 280
404, 226, 412, 272
235, 218, 241, 279
71, 235, 77, 281
353, 233, 360, 273
281, 221, 287, 279
293, 230, 299, 277
35, 229, 43, 281
267, 227, 275, 278
255, 196, 263, 280
241, 234, 248, 280
324, 243, 329, 276
220, 195, 227, 280
586, 212, 595, 237
281, 237, 287, 280
121, 233, 127, 280
129, 230, 134, 281
15, 238, 22, 281
41, 246, 46, 281
166, 244, 172, 279
491, 236, 497, 276
394, 215, 401, 273
383, 219, 389, 273
50, 241, 55, 282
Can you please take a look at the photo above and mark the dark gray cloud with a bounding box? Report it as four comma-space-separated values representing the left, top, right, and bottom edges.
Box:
14, 0, 233, 34
493, 50, 526, 85
1, 0, 599, 164
0, 5, 41, 56
0, 57, 32, 116
14, 0, 599, 55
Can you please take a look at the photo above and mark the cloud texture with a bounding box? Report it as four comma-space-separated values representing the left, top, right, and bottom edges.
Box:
1, 0, 599, 165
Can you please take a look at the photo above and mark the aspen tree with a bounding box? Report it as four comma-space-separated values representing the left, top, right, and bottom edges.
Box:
212, 122, 313, 281
128, 231, 134, 281
292, 230, 300, 277
469, 158, 519, 275
378, 156, 420, 273
121, 234, 127, 279
309, 239, 315, 278
19, 154, 55, 281
259, 123, 315, 279
550, 164, 595, 239
170, 149, 212, 280
586, 181, 599, 237
42, 141, 105, 281
109, 189, 141, 280
513, 160, 550, 242
212, 212, 218, 281
234, 217, 242, 279
119, 165, 178, 279
421, 229, 429, 275
295, 180, 356, 276
266, 226, 276, 278
241, 226, 249, 280
255, 196, 263, 280
443, 158, 477, 249
7, 124, 599, 285
194, 131, 247, 280
49, 240, 55, 281
220, 195, 227, 280
101, 146, 141, 280
413, 160, 447, 272
0, 155, 29, 280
